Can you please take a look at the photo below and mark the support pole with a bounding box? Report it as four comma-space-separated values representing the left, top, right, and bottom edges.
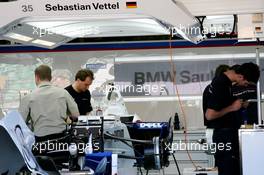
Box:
256, 48, 262, 124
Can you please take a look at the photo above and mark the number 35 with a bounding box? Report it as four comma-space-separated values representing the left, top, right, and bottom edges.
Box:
22, 5, 33, 12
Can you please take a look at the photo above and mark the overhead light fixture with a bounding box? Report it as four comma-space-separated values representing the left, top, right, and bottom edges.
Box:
115, 53, 264, 62
26, 17, 170, 38
0, 0, 204, 48
0, 15, 172, 48
31, 39, 55, 47
3, 32, 33, 42
0, 19, 73, 48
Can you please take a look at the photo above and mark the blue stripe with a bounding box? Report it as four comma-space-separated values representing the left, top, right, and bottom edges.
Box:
0, 39, 262, 53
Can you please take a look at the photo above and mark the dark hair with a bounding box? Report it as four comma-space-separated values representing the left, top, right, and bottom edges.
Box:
235, 62, 260, 83
230, 64, 241, 71
34, 65, 52, 81
75, 69, 94, 81
215, 64, 230, 77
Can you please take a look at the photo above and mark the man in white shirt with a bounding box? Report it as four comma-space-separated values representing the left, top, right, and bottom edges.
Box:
19, 65, 79, 141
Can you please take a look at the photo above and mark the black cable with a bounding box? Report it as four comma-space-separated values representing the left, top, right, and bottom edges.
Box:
230, 15, 237, 38
172, 153, 181, 175
195, 16, 206, 37
118, 154, 143, 160
114, 137, 144, 158
100, 116, 104, 152
257, 38, 261, 45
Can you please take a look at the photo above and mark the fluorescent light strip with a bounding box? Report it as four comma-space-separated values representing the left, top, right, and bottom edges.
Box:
28, 18, 169, 38
4, 32, 33, 42
123, 93, 264, 102
124, 96, 202, 102
206, 15, 234, 20
27, 21, 79, 29
115, 53, 264, 62
32, 39, 55, 47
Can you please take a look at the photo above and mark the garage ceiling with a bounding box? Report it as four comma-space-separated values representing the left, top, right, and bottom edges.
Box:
178, 0, 264, 16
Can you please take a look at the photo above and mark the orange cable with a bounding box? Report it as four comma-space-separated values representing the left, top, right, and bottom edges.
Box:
168, 34, 201, 170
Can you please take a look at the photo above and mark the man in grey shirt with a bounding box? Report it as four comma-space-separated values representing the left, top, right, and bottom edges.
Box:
19, 65, 79, 140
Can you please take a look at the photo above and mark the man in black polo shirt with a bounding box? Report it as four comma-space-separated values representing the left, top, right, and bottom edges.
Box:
203, 62, 260, 175
232, 82, 258, 125
65, 69, 94, 115
203, 64, 230, 126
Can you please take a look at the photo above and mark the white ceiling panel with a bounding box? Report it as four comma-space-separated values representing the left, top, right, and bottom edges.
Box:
178, 0, 264, 16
